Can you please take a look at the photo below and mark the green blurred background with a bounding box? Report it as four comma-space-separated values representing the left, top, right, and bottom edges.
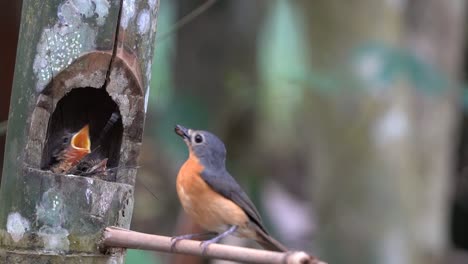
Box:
2, 0, 468, 264
125, 0, 468, 263
128, 0, 468, 263
130, 1, 316, 262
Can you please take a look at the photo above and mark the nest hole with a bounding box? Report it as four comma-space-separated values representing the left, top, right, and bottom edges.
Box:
40, 87, 123, 179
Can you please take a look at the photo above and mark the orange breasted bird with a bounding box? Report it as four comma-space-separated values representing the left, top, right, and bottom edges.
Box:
173, 125, 288, 253
51, 124, 91, 173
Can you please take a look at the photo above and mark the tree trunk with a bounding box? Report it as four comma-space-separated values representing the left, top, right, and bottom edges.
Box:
296, 1, 465, 263
0, 0, 22, 181
0, 0, 159, 263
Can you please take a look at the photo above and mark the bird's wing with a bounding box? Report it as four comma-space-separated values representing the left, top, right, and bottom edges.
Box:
201, 168, 268, 234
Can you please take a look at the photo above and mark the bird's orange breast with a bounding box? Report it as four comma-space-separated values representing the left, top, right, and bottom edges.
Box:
176, 154, 249, 233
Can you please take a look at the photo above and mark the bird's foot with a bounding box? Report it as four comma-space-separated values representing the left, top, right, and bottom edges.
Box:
200, 238, 218, 255
170, 236, 184, 252
199, 225, 239, 255
170, 232, 216, 252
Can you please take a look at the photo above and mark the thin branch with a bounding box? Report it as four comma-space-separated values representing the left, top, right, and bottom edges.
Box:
102, 226, 327, 264
157, 0, 218, 41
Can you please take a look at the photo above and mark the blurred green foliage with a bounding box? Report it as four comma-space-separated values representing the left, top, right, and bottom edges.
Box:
148, 0, 175, 111
352, 43, 448, 94
133, 0, 464, 263
125, 249, 161, 264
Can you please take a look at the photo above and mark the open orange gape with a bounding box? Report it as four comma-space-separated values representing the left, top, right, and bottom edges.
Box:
51, 124, 91, 174
67, 124, 91, 165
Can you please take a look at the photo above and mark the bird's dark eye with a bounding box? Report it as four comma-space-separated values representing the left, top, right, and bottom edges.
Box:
194, 134, 203, 144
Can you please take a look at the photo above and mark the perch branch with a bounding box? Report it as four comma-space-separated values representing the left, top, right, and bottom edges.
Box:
102, 226, 326, 264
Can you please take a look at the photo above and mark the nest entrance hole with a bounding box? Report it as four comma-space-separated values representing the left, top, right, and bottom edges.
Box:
40, 87, 123, 178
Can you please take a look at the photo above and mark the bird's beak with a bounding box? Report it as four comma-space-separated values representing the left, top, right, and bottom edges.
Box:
175, 125, 190, 140
71, 124, 91, 153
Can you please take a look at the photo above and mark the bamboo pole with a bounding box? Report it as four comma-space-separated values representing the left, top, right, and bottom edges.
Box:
0, 0, 159, 263
102, 227, 326, 264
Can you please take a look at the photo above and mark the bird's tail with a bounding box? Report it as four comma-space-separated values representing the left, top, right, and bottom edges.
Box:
255, 226, 288, 252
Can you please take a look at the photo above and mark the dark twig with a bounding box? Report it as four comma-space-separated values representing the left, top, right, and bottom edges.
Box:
0, 120, 7, 136
157, 0, 217, 41
102, 227, 326, 264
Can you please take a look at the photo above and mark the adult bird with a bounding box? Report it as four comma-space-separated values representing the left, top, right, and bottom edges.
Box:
172, 124, 288, 253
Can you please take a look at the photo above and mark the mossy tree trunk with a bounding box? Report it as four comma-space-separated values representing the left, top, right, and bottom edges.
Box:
0, 0, 22, 180
0, 0, 159, 263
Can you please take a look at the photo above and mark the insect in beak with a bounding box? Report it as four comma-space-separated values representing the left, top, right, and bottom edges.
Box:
175, 125, 190, 140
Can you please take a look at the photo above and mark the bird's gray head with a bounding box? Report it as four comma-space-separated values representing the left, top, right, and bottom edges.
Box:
175, 125, 226, 169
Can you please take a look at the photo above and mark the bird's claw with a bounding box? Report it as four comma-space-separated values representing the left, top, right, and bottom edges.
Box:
171, 237, 212, 254
200, 240, 212, 255
170, 236, 184, 252
170, 232, 217, 252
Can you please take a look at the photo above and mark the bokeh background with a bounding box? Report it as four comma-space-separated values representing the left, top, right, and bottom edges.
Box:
2, 0, 468, 264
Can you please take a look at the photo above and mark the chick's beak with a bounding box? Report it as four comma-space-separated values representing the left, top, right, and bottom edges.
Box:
71, 124, 91, 153
55, 124, 91, 171
175, 125, 190, 140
